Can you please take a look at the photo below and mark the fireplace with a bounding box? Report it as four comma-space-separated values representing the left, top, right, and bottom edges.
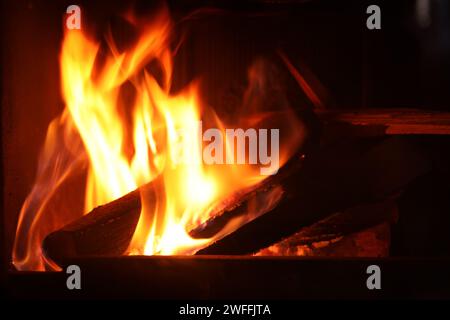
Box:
2, 0, 450, 301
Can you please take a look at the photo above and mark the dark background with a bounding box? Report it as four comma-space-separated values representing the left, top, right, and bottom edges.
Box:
2, 0, 450, 277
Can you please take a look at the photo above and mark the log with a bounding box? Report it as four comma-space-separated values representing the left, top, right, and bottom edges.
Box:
42, 184, 143, 265
195, 136, 432, 255
260, 199, 397, 250
256, 200, 396, 257
189, 153, 304, 239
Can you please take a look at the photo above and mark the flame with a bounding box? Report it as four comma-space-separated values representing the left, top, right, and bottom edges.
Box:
13, 7, 305, 270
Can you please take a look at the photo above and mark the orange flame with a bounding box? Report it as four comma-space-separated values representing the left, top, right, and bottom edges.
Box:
13, 8, 305, 270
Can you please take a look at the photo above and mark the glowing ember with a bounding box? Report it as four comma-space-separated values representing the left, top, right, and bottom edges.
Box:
13, 7, 305, 271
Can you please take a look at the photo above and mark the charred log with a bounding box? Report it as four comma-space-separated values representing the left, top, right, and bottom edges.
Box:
195, 136, 431, 255
42, 185, 143, 265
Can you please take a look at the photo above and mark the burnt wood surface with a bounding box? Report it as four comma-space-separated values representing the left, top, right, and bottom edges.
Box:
260, 199, 397, 249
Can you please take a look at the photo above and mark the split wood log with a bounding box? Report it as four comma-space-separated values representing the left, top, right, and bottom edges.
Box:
42, 185, 143, 265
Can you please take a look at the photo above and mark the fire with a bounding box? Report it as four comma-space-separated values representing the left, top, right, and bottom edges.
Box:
13, 7, 304, 270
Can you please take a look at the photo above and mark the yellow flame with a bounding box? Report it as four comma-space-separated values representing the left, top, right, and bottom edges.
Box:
13, 8, 305, 270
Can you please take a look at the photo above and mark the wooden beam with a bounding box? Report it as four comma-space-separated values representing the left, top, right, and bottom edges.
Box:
318, 109, 450, 135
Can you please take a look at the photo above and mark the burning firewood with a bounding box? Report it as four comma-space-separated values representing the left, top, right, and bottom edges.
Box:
41, 99, 320, 267
42, 186, 143, 265
42, 135, 430, 265
41, 151, 305, 265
